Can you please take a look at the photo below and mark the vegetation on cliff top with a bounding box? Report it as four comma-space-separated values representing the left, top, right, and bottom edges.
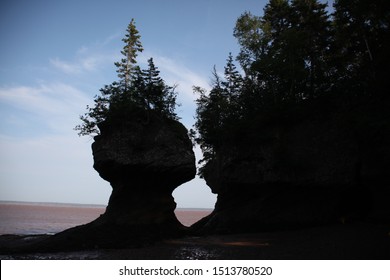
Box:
75, 1, 389, 176
191, 0, 390, 174
75, 19, 179, 136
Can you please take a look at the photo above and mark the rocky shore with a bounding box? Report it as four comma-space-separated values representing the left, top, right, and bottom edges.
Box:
1, 222, 389, 259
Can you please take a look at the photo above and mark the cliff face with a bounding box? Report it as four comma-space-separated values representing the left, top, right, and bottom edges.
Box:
193, 98, 390, 234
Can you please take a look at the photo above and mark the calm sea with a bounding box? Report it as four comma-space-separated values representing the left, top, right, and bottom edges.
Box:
0, 202, 212, 235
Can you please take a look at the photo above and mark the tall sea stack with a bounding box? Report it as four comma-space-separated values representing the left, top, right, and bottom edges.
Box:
27, 111, 196, 251
92, 111, 196, 234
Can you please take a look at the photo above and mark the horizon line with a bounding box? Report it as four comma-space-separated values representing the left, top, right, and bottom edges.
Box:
0, 200, 213, 211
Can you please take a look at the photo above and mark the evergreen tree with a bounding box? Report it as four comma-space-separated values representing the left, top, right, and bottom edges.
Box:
332, 0, 390, 95
261, 0, 331, 100
233, 11, 266, 75
142, 57, 164, 110
114, 19, 144, 89
141, 57, 179, 119
290, 0, 332, 97
192, 67, 227, 167
222, 52, 243, 99
194, 0, 335, 170
257, 0, 296, 102
193, 60, 244, 173
75, 19, 178, 136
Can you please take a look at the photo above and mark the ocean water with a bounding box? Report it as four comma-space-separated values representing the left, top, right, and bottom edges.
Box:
0, 202, 212, 235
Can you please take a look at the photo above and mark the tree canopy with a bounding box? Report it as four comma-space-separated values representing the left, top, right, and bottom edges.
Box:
192, 0, 390, 175
75, 19, 179, 136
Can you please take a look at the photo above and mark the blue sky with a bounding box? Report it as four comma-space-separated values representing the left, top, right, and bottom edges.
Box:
0, 0, 267, 208
0, 0, 332, 208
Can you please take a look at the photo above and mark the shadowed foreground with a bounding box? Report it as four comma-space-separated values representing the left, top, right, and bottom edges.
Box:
1, 222, 389, 260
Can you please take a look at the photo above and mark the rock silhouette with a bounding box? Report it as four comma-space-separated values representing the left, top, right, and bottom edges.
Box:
192, 97, 390, 234
15, 111, 196, 252
92, 111, 196, 232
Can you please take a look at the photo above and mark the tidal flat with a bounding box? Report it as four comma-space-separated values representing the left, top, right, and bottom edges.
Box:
1, 222, 389, 260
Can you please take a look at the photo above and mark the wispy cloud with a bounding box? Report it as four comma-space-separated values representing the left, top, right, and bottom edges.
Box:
135, 52, 211, 127
141, 53, 210, 101
50, 58, 83, 74
158, 56, 210, 93
50, 32, 121, 75
50, 53, 116, 75
2, 51, 209, 134
0, 83, 89, 114
0, 83, 91, 133
0, 82, 110, 203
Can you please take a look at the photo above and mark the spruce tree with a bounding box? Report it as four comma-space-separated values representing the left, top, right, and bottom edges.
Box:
142, 57, 164, 110
332, 0, 390, 95
114, 19, 144, 89
222, 52, 243, 99
75, 19, 178, 136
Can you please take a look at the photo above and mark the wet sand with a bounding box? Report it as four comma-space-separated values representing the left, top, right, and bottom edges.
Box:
1, 222, 389, 260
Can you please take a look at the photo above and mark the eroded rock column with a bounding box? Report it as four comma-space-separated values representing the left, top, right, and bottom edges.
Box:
92, 113, 196, 232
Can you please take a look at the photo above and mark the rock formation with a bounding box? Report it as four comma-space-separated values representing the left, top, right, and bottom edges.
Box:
20, 111, 196, 252
193, 97, 390, 234
91, 111, 196, 233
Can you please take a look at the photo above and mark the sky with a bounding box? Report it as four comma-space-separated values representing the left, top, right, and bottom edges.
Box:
0, 0, 268, 208
0, 0, 333, 208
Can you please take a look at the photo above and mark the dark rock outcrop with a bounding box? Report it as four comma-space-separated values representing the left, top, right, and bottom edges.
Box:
91, 112, 196, 234
193, 97, 390, 234
12, 112, 196, 252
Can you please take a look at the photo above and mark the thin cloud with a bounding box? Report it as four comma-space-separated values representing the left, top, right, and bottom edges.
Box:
0, 83, 91, 133
0, 83, 89, 114
50, 32, 121, 75
50, 55, 109, 74
135, 52, 211, 127
146, 54, 210, 101
50, 58, 83, 74
100, 32, 122, 47
0, 82, 109, 203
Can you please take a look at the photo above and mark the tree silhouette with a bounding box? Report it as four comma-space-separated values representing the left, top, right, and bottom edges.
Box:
192, 0, 390, 173
115, 18, 144, 89
75, 19, 178, 136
